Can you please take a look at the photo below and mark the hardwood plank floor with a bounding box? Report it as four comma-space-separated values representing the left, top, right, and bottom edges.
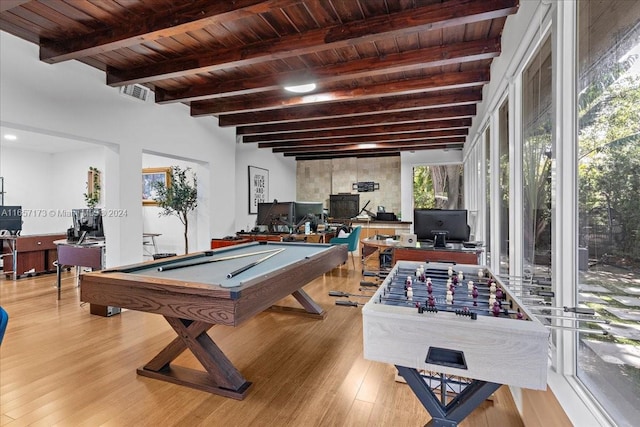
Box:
0, 262, 525, 427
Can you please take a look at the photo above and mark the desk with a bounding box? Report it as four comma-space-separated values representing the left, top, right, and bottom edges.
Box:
54, 239, 115, 318
363, 261, 548, 426
235, 231, 335, 244
80, 241, 347, 399
2, 233, 66, 279
361, 237, 482, 271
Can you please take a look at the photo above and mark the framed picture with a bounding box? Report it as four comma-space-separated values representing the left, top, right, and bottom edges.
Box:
142, 167, 171, 206
248, 166, 269, 214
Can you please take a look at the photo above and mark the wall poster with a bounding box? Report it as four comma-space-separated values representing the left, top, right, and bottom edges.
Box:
248, 166, 269, 214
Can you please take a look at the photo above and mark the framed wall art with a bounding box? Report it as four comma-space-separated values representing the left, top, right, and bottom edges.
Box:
142, 167, 171, 206
248, 166, 269, 214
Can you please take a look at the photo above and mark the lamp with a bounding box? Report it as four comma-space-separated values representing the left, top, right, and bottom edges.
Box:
284, 83, 316, 93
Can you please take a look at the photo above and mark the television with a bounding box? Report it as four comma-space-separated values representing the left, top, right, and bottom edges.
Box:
0, 205, 23, 235
72, 208, 104, 239
413, 209, 469, 246
256, 201, 295, 232
329, 194, 360, 220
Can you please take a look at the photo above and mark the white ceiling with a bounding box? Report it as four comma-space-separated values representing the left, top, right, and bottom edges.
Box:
0, 125, 92, 154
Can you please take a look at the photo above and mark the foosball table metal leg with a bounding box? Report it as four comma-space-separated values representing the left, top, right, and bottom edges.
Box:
395, 365, 501, 427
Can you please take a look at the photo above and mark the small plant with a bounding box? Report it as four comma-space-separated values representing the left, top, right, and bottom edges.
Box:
83, 167, 101, 208
152, 166, 198, 253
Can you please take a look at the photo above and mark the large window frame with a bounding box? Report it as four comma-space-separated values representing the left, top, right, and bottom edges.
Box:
464, 1, 624, 425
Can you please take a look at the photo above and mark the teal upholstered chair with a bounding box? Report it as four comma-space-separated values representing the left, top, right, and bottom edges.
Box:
0, 306, 8, 346
329, 226, 362, 269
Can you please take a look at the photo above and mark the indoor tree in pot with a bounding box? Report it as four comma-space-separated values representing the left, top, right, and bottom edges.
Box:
152, 166, 198, 254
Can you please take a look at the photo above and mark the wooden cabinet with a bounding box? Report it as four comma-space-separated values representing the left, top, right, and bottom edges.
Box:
211, 237, 252, 249
353, 220, 412, 244
2, 233, 66, 278
393, 246, 480, 264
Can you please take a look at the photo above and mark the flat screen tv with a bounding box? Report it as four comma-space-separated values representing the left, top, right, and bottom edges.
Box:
72, 208, 104, 238
256, 201, 295, 232
0, 205, 22, 235
329, 194, 360, 220
413, 209, 469, 244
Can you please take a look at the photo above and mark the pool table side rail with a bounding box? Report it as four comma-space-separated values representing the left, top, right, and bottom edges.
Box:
80, 244, 347, 326
233, 244, 347, 324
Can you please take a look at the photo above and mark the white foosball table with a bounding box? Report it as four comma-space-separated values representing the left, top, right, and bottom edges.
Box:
362, 261, 549, 426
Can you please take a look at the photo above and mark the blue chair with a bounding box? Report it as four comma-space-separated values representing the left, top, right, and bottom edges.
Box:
329, 226, 362, 269
0, 306, 8, 346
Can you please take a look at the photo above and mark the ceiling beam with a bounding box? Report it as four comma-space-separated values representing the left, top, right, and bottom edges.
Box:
295, 152, 402, 161
242, 118, 473, 143
196, 88, 481, 121
272, 138, 466, 153
39, 0, 304, 63
282, 143, 463, 158
259, 130, 468, 149
155, 38, 500, 103
0, 1, 29, 13
191, 71, 488, 116
106, 0, 518, 86
231, 105, 477, 133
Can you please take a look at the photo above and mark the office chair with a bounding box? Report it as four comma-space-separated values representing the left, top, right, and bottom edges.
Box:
0, 306, 8, 346
329, 226, 362, 269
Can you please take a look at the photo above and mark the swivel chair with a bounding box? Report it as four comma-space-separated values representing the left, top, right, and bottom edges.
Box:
329, 226, 362, 269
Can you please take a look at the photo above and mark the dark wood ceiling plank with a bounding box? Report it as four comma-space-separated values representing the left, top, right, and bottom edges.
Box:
155, 38, 499, 103
292, 145, 464, 159
40, 0, 304, 63
279, 140, 462, 154
242, 118, 472, 143
260, 130, 468, 148
192, 70, 488, 116
324, 0, 518, 43
0, 1, 30, 13
210, 88, 481, 129
106, 0, 517, 86
230, 104, 476, 131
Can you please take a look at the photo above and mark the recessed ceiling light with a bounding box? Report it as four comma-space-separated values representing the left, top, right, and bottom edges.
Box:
359, 143, 376, 149
284, 83, 317, 93
3, 134, 17, 141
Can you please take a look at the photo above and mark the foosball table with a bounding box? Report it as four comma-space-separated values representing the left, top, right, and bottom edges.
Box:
362, 261, 549, 426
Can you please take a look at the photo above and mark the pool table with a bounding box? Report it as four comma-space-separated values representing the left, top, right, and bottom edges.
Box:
80, 241, 347, 399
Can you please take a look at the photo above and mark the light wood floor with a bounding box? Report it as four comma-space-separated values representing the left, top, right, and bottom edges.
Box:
0, 261, 525, 427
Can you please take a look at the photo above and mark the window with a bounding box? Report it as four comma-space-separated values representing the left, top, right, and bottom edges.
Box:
485, 128, 492, 266
498, 101, 510, 276
522, 37, 553, 280
413, 165, 464, 209
577, 2, 640, 424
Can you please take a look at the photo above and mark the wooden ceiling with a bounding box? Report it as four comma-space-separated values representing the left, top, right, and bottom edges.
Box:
0, 0, 519, 160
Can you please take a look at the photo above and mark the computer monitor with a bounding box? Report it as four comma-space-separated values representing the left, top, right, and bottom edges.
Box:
294, 202, 323, 224
413, 209, 469, 245
72, 208, 104, 238
256, 201, 295, 232
329, 194, 360, 219
0, 205, 23, 235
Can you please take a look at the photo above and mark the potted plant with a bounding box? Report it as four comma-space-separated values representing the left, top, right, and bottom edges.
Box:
152, 166, 198, 253
83, 167, 101, 208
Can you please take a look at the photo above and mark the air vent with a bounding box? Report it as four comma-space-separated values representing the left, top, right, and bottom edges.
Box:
119, 84, 150, 102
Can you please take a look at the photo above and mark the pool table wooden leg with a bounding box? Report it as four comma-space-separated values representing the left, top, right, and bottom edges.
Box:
136, 316, 252, 400
268, 288, 327, 319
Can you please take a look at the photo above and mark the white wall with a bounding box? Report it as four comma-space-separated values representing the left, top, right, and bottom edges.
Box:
0, 31, 287, 267
0, 144, 106, 234
234, 142, 296, 233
